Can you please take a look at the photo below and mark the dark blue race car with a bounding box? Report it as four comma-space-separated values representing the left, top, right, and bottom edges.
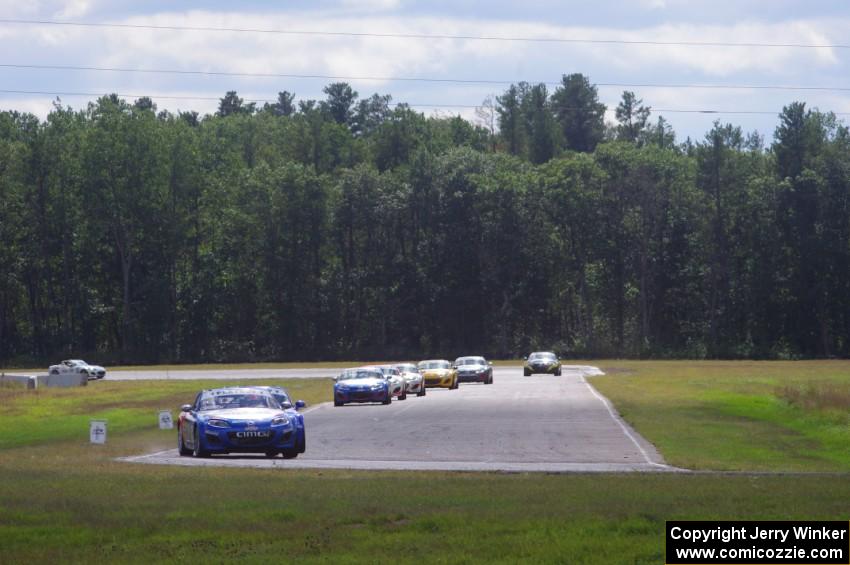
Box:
178, 387, 306, 459
334, 366, 391, 406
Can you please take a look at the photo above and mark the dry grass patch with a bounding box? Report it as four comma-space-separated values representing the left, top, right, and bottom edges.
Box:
777, 382, 850, 411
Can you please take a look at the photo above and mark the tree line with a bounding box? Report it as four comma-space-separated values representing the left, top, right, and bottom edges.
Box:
0, 74, 848, 365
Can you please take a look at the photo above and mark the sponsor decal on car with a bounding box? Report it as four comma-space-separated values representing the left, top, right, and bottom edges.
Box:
235, 430, 270, 438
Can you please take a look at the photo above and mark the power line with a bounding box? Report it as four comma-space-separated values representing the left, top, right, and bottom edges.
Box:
0, 18, 847, 50
597, 82, 850, 93
1, 88, 848, 116
2, 63, 850, 93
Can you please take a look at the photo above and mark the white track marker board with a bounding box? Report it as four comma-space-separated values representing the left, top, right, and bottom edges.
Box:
158, 410, 173, 429
90, 420, 107, 444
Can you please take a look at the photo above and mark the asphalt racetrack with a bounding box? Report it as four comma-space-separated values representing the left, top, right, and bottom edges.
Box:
123, 366, 678, 473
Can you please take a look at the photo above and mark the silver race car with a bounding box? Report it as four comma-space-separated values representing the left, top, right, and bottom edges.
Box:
392, 363, 426, 397
374, 365, 407, 400
48, 359, 106, 380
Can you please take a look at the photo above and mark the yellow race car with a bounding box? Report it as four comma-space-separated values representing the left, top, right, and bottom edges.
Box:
418, 359, 459, 389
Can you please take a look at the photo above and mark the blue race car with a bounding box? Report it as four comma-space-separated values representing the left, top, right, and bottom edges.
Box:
334, 366, 392, 406
178, 387, 306, 459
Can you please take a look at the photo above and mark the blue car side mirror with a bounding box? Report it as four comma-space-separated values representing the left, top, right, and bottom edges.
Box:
295, 400, 306, 411
180, 404, 192, 412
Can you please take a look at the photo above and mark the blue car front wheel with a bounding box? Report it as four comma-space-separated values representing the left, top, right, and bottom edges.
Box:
283, 429, 306, 459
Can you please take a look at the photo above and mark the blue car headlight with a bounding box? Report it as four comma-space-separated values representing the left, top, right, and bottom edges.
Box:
271, 416, 290, 426
371, 384, 385, 391
207, 419, 229, 428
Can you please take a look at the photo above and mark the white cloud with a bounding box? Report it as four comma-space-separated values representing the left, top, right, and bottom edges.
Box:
339, 0, 402, 11
1, 7, 848, 138
6, 10, 845, 82
90, 12, 844, 85
55, 0, 95, 18
0, 0, 96, 18
0, 96, 57, 117
614, 21, 840, 76
0, 0, 41, 16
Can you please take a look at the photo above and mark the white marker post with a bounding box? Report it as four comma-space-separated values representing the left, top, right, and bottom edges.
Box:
158, 410, 173, 430
89, 420, 107, 444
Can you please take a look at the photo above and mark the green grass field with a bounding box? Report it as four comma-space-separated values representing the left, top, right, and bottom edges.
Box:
591, 360, 850, 471
1, 360, 848, 563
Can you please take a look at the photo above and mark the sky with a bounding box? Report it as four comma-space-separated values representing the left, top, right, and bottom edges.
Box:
1, 0, 849, 142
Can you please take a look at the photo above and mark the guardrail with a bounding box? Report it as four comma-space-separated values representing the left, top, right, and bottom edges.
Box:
0, 373, 88, 388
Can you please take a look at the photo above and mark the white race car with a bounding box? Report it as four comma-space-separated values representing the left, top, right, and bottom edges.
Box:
374, 365, 407, 400
392, 363, 426, 397
48, 359, 106, 380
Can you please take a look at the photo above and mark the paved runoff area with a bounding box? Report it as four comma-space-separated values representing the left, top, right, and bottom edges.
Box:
122, 366, 679, 473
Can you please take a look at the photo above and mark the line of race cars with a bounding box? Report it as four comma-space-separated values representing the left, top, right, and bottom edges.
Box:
47, 351, 562, 384
332, 351, 563, 406
175, 351, 562, 458
332, 356, 496, 406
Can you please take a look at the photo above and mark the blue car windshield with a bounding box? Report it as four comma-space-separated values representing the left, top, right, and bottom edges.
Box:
198, 393, 279, 410
341, 370, 383, 380
271, 392, 291, 406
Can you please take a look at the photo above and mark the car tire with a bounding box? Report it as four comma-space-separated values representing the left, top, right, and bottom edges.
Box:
334, 400, 343, 407
282, 430, 307, 458
523, 369, 531, 376
382, 391, 391, 405
417, 387, 426, 397
50, 369, 59, 375
265, 450, 279, 458
399, 389, 407, 400
486, 374, 493, 385
177, 425, 192, 456
450, 377, 458, 390
555, 368, 562, 376
192, 426, 210, 458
